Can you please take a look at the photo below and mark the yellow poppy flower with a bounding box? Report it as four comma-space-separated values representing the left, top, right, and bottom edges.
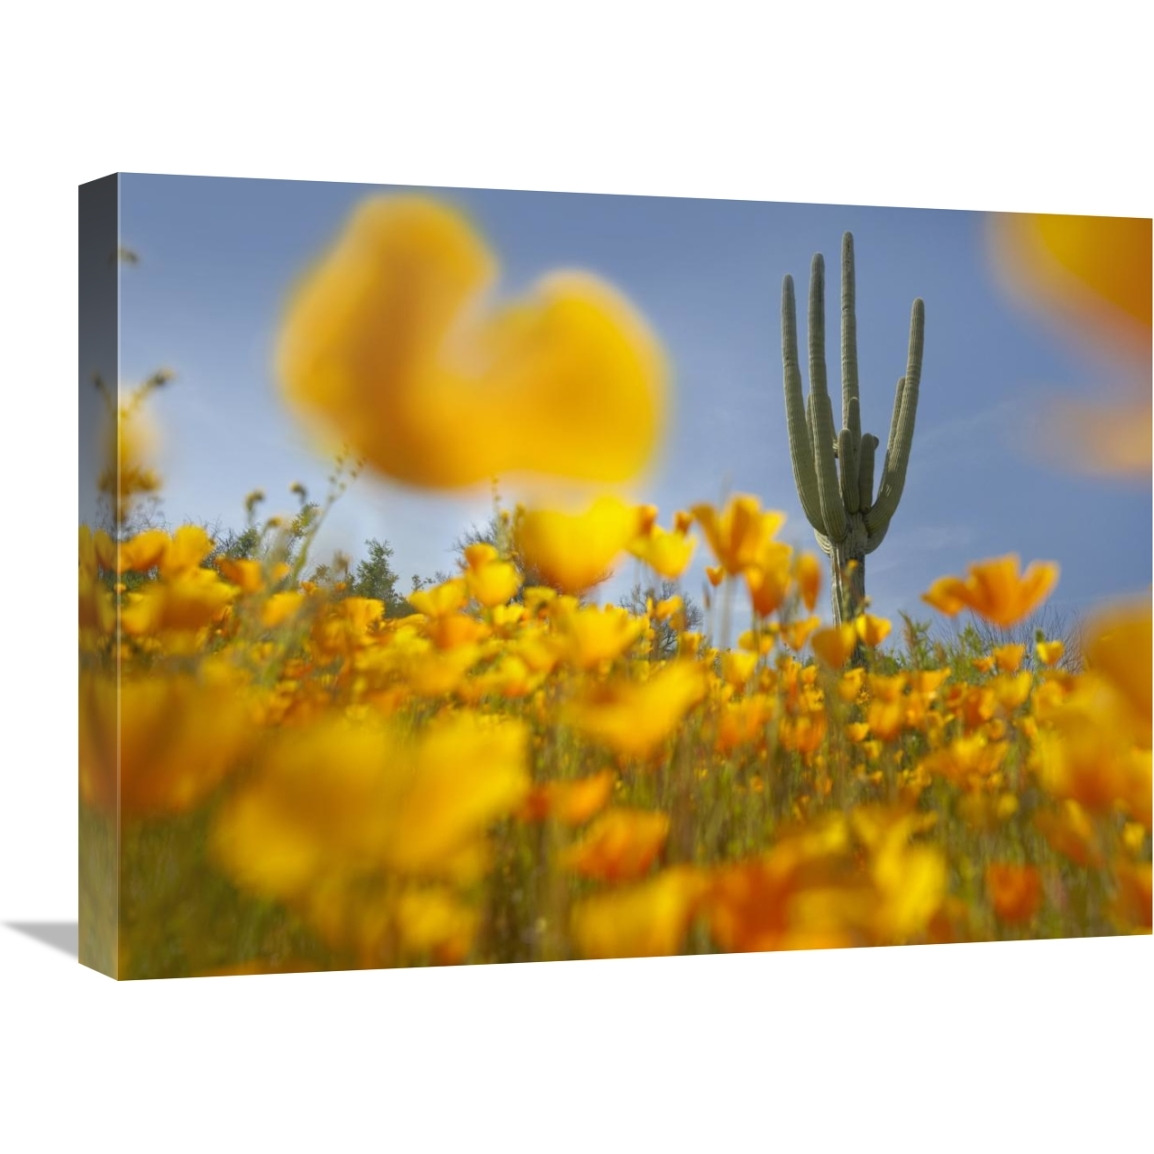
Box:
781, 615, 821, 652
119, 569, 239, 637
854, 613, 892, 648
992, 643, 1026, 673
692, 495, 786, 576
158, 525, 215, 578
117, 529, 169, 574
277, 196, 666, 488
408, 577, 469, 619
217, 557, 265, 594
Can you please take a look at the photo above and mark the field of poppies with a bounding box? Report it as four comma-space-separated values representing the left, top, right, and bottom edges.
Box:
78, 196, 1151, 979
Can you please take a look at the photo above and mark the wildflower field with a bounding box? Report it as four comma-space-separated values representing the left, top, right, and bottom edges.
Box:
79, 192, 1152, 979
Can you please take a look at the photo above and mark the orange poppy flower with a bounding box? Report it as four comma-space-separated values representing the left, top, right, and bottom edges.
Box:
922, 555, 1059, 629
560, 809, 670, 882
985, 864, 1043, 925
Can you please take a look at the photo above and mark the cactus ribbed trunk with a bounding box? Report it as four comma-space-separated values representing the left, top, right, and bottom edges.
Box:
830, 540, 865, 627
781, 233, 924, 631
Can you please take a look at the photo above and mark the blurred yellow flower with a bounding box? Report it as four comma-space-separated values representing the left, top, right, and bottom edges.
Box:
992, 643, 1026, 673
781, 615, 821, 652
98, 388, 163, 523
261, 590, 306, 629
1032, 692, 1151, 826
1110, 863, 1152, 933
552, 603, 645, 670
117, 529, 169, 574
985, 864, 1043, 925
80, 673, 255, 818
1082, 599, 1152, 746
211, 713, 530, 898
560, 808, 670, 881
570, 866, 708, 959
704, 819, 861, 952
119, 569, 239, 637
854, 613, 891, 648
515, 496, 640, 594
811, 624, 858, 669
1035, 798, 1104, 867
217, 556, 265, 594
628, 523, 696, 580
277, 196, 666, 489
719, 649, 759, 690
519, 770, 616, 826
563, 661, 707, 759
794, 553, 822, 613
463, 544, 521, 608
408, 577, 469, 619
159, 525, 215, 578
392, 887, 480, 966
716, 696, 775, 754
745, 541, 794, 619
989, 212, 1151, 477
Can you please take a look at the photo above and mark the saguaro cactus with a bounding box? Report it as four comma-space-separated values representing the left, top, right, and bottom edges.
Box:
782, 233, 925, 625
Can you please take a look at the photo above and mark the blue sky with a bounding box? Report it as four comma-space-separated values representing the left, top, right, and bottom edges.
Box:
109, 173, 1151, 642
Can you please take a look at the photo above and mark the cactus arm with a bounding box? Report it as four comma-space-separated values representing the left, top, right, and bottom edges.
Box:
866, 299, 925, 535
858, 432, 878, 512
840, 233, 861, 443
885, 376, 905, 465
864, 516, 890, 554
807, 255, 848, 543
839, 427, 860, 514
782, 274, 825, 532
813, 391, 848, 542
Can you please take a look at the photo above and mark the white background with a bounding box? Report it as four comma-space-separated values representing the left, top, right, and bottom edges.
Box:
1, 2, 1150, 1148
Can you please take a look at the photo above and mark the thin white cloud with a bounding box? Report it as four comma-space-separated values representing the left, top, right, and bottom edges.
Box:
914, 397, 1029, 458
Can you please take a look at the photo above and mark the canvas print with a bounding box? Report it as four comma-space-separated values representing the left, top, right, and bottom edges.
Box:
79, 174, 1151, 979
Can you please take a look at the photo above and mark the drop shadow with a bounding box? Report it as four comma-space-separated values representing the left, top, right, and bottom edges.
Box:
6, 921, 79, 958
